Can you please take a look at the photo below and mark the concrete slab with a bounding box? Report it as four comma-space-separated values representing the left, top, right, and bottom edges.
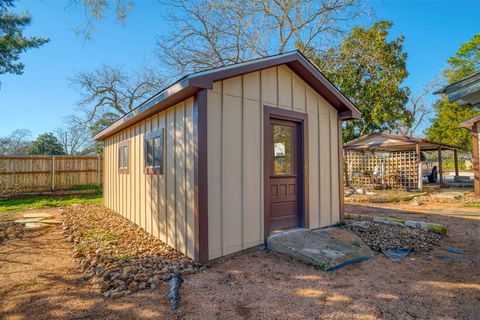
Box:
267, 228, 374, 271
39, 219, 61, 225
23, 213, 54, 219
24, 222, 50, 230
14, 218, 44, 224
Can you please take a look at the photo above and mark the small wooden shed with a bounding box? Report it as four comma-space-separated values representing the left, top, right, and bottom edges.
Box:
94, 51, 360, 262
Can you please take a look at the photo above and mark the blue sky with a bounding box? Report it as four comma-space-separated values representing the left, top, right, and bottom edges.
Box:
0, 0, 479, 138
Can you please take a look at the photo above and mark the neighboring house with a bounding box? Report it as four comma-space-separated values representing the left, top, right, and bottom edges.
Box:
94, 51, 360, 262
436, 72, 480, 195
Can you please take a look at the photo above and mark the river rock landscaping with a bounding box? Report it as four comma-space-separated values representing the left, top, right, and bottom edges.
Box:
61, 204, 202, 298
344, 214, 444, 253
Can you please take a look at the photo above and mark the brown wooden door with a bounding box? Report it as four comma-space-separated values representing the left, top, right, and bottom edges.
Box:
266, 118, 302, 233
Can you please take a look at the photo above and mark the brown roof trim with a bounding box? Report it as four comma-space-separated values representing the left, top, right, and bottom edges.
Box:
194, 89, 209, 262
189, 51, 360, 118
94, 51, 360, 141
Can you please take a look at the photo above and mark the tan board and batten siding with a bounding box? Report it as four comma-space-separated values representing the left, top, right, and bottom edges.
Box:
207, 65, 340, 260
103, 98, 195, 259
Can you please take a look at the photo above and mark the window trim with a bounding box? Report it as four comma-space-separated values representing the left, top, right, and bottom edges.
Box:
118, 140, 129, 174
144, 128, 164, 175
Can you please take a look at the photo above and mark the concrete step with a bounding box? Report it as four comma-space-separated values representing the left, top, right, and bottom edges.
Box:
267, 228, 374, 271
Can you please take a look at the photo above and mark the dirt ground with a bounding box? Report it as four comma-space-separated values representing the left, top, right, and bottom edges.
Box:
1, 202, 479, 320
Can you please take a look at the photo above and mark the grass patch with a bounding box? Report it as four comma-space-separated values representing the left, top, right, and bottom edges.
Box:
334, 221, 346, 227
316, 263, 327, 271
465, 201, 480, 208
68, 184, 102, 194
84, 229, 117, 242
0, 194, 102, 213
116, 253, 132, 261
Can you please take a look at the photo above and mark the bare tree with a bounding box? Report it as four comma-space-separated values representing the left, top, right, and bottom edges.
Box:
0, 129, 32, 155
156, 0, 368, 75
56, 120, 94, 155
70, 0, 134, 40
392, 77, 442, 137
70, 64, 166, 125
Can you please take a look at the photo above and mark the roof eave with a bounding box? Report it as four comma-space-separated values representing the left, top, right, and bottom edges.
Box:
94, 78, 197, 141
95, 51, 361, 141
188, 51, 360, 118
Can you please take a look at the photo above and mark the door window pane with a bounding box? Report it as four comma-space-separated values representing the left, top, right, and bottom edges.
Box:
273, 124, 294, 175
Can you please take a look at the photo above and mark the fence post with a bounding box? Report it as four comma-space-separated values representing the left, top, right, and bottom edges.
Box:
51, 155, 55, 190
97, 155, 101, 186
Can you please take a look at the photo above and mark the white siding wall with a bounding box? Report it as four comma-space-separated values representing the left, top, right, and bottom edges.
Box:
207, 65, 341, 260
103, 98, 195, 258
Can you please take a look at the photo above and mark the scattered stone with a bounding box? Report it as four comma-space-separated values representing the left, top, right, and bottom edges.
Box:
373, 217, 405, 227
351, 221, 379, 232
92, 278, 109, 292
95, 266, 106, 276
405, 220, 447, 235
110, 291, 125, 299
410, 197, 424, 206
151, 275, 162, 288
128, 281, 139, 293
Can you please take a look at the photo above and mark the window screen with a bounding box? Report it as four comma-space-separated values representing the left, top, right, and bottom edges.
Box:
144, 129, 164, 174
118, 141, 129, 173
119, 146, 128, 168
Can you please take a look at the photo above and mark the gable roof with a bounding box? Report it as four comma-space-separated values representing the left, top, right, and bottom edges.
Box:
94, 51, 360, 141
345, 133, 459, 151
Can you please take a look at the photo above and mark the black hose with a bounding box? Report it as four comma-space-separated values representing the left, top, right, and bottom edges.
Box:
168, 273, 184, 310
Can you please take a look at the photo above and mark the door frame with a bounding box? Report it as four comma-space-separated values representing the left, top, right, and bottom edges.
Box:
263, 106, 309, 239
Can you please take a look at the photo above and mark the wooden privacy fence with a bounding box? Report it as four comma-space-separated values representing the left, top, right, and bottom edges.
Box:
0, 156, 102, 194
